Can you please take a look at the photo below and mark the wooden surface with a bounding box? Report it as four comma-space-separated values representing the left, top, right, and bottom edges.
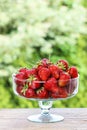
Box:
0, 108, 87, 130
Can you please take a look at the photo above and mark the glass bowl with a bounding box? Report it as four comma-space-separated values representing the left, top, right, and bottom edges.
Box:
12, 73, 79, 123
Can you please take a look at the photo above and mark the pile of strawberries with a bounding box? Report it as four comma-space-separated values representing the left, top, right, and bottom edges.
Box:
14, 58, 78, 99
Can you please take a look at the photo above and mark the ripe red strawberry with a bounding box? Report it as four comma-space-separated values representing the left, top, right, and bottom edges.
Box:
58, 72, 70, 87
15, 73, 25, 85
41, 58, 51, 67
18, 67, 37, 79
36, 87, 48, 99
19, 68, 28, 79
49, 65, 60, 79
37, 58, 51, 70
19, 68, 27, 73
44, 77, 59, 93
28, 75, 41, 89
68, 66, 78, 78
57, 59, 69, 71
38, 67, 51, 81
51, 92, 59, 98
51, 87, 68, 98
16, 85, 24, 95
25, 88, 35, 98
58, 87, 68, 98
19, 68, 29, 79
25, 68, 37, 78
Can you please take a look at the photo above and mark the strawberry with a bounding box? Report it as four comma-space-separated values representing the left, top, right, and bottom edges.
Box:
58, 87, 68, 98
58, 72, 70, 87
37, 58, 51, 70
44, 77, 59, 93
15, 73, 25, 85
68, 66, 78, 78
41, 58, 51, 67
57, 59, 69, 71
19, 68, 29, 79
51, 92, 59, 98
36, 87, 48, 99
38, 67, 51, 81
18, 68, 37, 79
25, 68, 37, 78
28, 75, 41, 89
19, 68, 27, 73
16, 85, 24, 95
49, 65, 60, 79
25, 88, 35, 98
51, 87, 68, 98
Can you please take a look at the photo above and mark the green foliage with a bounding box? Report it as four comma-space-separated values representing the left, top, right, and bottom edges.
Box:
0, 0, 87, 108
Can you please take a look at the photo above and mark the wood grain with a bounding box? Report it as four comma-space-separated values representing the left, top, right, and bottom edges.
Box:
0, 108, 87, 130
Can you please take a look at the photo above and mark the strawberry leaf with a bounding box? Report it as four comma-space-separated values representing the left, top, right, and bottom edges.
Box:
21, 83, 28, 95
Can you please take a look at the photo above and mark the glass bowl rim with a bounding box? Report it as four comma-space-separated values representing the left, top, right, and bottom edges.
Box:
12, 73, 79, 83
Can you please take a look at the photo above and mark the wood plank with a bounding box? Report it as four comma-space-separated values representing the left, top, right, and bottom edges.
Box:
0, 108, 87, 130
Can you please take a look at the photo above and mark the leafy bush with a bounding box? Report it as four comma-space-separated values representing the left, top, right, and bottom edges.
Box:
0, 0, 87, 108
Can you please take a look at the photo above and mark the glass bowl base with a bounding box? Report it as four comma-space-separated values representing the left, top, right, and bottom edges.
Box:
27, 114, 64, 123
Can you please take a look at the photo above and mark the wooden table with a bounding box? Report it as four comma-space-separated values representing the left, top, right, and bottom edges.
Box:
0, 108, 87, 130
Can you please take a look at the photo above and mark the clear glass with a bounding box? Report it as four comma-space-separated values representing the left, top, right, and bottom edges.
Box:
12, 74, 79, 123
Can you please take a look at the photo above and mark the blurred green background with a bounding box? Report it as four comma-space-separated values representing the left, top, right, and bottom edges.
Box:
0, 0, 87, 108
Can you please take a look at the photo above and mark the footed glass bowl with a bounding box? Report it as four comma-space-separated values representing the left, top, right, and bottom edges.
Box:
12, 74, 79, 123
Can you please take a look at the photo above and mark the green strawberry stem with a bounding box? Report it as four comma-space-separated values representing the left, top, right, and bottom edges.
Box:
37, 87, 44, 94
21, 83, 28, 95
57, 62, 66, 70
